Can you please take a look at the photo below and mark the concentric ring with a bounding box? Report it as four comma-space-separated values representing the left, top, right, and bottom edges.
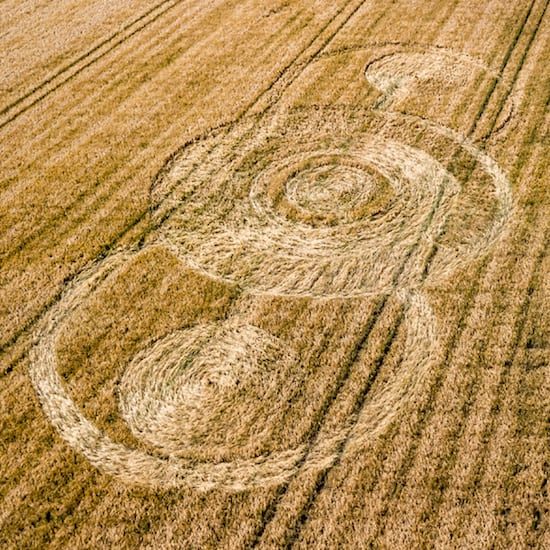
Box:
156, 105, 511, 299
258, 152, 395, 226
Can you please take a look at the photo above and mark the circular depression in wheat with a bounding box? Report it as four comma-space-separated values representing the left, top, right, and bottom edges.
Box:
160, 132, 460, 297
286, 164, 370, 217
266, 154, 393, 226
119, 321, 303, 461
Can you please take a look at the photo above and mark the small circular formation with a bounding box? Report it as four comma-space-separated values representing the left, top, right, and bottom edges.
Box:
363, 49, 496, 111
285, 163, 375, 222
119, 321, 303, 461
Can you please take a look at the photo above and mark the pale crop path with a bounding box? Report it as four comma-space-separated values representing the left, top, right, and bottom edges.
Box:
29, 48, 513, 491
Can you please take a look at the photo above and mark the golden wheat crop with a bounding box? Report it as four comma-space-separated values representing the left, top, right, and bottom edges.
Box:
1, 0, 548, 548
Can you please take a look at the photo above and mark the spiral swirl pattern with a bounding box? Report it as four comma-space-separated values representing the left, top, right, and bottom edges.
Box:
158, 107, 510, 298
119, 321, 303, 461
28, 48, 513, 492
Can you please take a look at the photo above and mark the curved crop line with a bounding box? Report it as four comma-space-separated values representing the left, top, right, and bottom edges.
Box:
157, 108, 512, 299
28, 247, 323, 491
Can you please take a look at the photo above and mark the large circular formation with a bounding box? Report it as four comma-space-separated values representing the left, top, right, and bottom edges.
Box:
29, 47, 513, 490
157, 107, 511, 298
29, 249, 437, 490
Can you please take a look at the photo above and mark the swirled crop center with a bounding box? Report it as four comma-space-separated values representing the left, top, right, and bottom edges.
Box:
261, 153, 395, 227
286, 164, 374, 218
119, 322, 304, 461
160, 129, 459, 297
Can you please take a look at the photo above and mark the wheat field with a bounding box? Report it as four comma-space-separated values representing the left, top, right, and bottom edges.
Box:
1, 0, 549, 548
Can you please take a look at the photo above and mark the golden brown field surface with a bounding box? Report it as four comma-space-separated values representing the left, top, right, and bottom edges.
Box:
0, 0, 548, 548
